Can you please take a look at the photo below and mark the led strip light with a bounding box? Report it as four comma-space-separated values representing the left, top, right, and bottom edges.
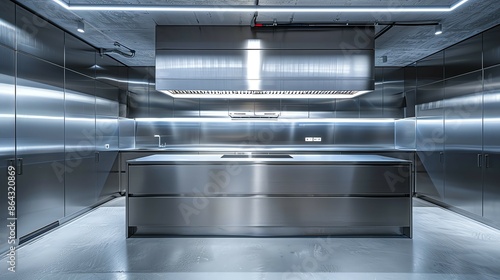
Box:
52, 0, 470, 13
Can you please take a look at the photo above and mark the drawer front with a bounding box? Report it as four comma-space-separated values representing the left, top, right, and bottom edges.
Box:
128, 197, 411, 227
128, 164, 411, 195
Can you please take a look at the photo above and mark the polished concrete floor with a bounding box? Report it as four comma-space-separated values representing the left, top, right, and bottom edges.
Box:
2, 198, 500, 280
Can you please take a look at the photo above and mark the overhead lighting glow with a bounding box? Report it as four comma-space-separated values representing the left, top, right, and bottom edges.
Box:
52, 0, 470, 13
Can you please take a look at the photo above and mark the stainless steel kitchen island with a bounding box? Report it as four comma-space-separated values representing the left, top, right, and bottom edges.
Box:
127, 154, 413, 238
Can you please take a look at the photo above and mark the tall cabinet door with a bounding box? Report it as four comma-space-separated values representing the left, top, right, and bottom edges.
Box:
444, 71, 484, 216
416, 81, 445, 201
0, 45, 16, 252
483, 65, 500, 223
95, 81, 120, 200
64, 70, 97, 217
16, 54, 65, 238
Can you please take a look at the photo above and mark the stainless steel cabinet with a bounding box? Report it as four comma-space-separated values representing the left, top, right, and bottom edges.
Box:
64, 70, 97, 217
16, 54, 65, 238
483, 65, 500, 223
95, 81, 120, 200
444, 71, 483, 216
0, 45, 15, 252
416, 81, 445, 201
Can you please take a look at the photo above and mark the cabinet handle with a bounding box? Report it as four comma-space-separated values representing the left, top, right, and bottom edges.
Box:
95, 152, 100, 163
439, 152, 444, 163
17, 158, 23, 175
477, 154, 482, 168
485, 154, 490, 168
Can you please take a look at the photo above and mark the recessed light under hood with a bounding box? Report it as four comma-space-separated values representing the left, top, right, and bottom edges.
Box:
156, 26, 375, 99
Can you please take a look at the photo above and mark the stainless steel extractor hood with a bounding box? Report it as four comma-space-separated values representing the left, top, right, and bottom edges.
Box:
156, 26, 374, 98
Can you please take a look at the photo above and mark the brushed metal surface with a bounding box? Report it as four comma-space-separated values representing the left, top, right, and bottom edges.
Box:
95, 54, 128, 90
416, 51, 444, 87
156, 26, 374, 94
173, 98, 199, 117
415, 81, 445, 201
64, 70, 97, 217
16, 6, 64, 66
334, 121, 394, 147
483, 25, 500, 68
134, 120, 396, 148
444, 33, 483, 79
156, 49, 374, 92
335, 98, 360, 118
0, 0, 15, 49
395, 118, 416, 150
199, 122, 252, 145
444, 71, 483, 216
0, 45, 15, 253
128, 164, 410, 195
308, 99, 335, 118
128, 197, 410, 235
16, 54, 65, 238
64, 33, 96, 78
199, 99, 228, 118
483, 65, 500, 222
149, 89, 174, 117
118, 118, 135, 150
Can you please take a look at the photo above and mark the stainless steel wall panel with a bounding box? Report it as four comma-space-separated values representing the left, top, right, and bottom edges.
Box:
0, 1, 15, 49
95, 55, 128, 90
129, 164, 410, 195
360, 68, 383, 117
483, 65, 500, 223
280, 99, 309, 118
64, 70, 95, 115
135, 121, 200, 147
444, 71, 483, 216
0, 45, 15, 252
383, 68, 405, 118
334, 121, 394, 147
308, 99, 335, 118
444, 34, 483, 79
199, 122, 253, 145
118, 118, 135, 150
64, 33, 96, 78
16, 6, 64, 66
64, 70, 97, 217
16, 54, 65, 238
173, 98, 200, 118
404, 65, 417, 91
95, 80, 119, 104
229, 99, 255, 113
395, 119, 416, 150
127, 67, 150, 118
415, 82, 445, 201
149, 90, 173, 117
199, 99, 228, 118
483, 26, 500, 68
254, 99, 281, 112
405, 89, 416, 118
335, 98, 360, 118
417, 51, 444, 87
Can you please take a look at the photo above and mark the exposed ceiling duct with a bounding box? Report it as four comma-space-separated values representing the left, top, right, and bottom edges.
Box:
155, 26, 375, 99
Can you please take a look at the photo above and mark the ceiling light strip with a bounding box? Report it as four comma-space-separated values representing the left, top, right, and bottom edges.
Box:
52, 0, 469, 13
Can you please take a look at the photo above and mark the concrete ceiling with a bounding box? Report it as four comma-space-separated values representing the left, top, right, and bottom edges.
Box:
13, 0, 500, 67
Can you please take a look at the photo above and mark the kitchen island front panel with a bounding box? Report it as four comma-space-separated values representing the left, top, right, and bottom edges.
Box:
127, 154, 412, 238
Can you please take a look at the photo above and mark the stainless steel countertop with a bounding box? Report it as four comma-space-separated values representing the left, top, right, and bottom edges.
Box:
128, 154, 412, 164
121, 145, 416, 152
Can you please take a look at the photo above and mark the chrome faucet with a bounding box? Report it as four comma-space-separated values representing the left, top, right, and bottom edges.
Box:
154, 135, 163, 148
